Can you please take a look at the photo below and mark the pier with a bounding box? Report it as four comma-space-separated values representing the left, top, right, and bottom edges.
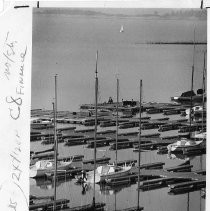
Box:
29, 199, 70, 210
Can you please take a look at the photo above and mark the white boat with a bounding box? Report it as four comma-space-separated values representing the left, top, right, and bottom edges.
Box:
85, 164, 131, 183
167, 138, 203, 153
185, 105, 205, 117
30, 159, 73, 178
120, 25, 124, 33
194, 131, 206, 140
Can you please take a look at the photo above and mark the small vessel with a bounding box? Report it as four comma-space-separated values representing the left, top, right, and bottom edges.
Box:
120, 25, 124, 33
171, 90, 206, 104
31, 122, 54, 129
31, 118, 53, 129
194, 131, 206, 140
30, 159, 73, 178
169, 36, 205, 154
185, 105, 206, 118
86, 164, 131, 183
167, 138, 203, 153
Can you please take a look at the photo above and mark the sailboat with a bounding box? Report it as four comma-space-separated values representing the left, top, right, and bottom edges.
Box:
120, 25, 124, 33
194, 51, 206, 140
30, 76, 73, 178
85, 66, 131, 184
168, 32, 205, 154
30, 159, 73, 178
167, 138, 204, 153
136, 80, 143, 211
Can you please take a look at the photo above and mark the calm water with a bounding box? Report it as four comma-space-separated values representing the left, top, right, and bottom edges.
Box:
31, 9, 206, 211
32, 9, 207, 111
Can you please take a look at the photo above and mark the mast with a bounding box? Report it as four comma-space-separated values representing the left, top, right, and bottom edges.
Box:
189, 65, 194, 131
189, 29, 195, 135
92, 51, 98, 209
201, 51, 206, 134
116, 77, 119, 166
137, 79, 142, 210
53, 74, 58, 211
199, 51, 206, 211
187, 29, 196, 211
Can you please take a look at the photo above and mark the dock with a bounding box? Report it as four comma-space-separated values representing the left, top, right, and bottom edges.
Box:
134, 167, 205, 193
66, 202, 106, 211
116, 206, 144, 211
168, 180, 206, 194
29, 199, 70, 210
83, 157, 111, 164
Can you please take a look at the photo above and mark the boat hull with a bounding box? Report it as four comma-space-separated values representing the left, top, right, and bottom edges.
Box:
30, 162, 72, 178
102, 168, 131, 181
167, 141, 203, 153
86, 166, 131, 183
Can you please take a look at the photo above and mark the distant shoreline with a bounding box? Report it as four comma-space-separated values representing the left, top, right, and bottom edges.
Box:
136, 42, 207, 45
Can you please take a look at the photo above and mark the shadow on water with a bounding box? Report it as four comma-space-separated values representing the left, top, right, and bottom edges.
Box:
30, 177, 73, 190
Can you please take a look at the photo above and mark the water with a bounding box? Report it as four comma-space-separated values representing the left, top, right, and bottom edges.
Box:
32, 8, 207, 111
31, 8, 206, 211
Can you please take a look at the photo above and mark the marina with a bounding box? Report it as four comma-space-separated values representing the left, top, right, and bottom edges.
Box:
30, 96, 206, 210
31, 7, 206, 211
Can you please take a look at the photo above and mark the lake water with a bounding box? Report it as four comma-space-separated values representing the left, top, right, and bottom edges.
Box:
31, 8, 206, 211
32, 8, 207, 111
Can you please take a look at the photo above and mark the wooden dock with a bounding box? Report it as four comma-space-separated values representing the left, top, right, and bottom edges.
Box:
114, 159, 137, 166
65, 202, 106, 211
133, 169, 205, 181
168, 180, 206, 194
138, 177, 188, 191
116, 206, 144, 211
29, 199, 70, 210
45, 168, 82, 180
133, 139, 176, 151
134, 166, 206, 194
